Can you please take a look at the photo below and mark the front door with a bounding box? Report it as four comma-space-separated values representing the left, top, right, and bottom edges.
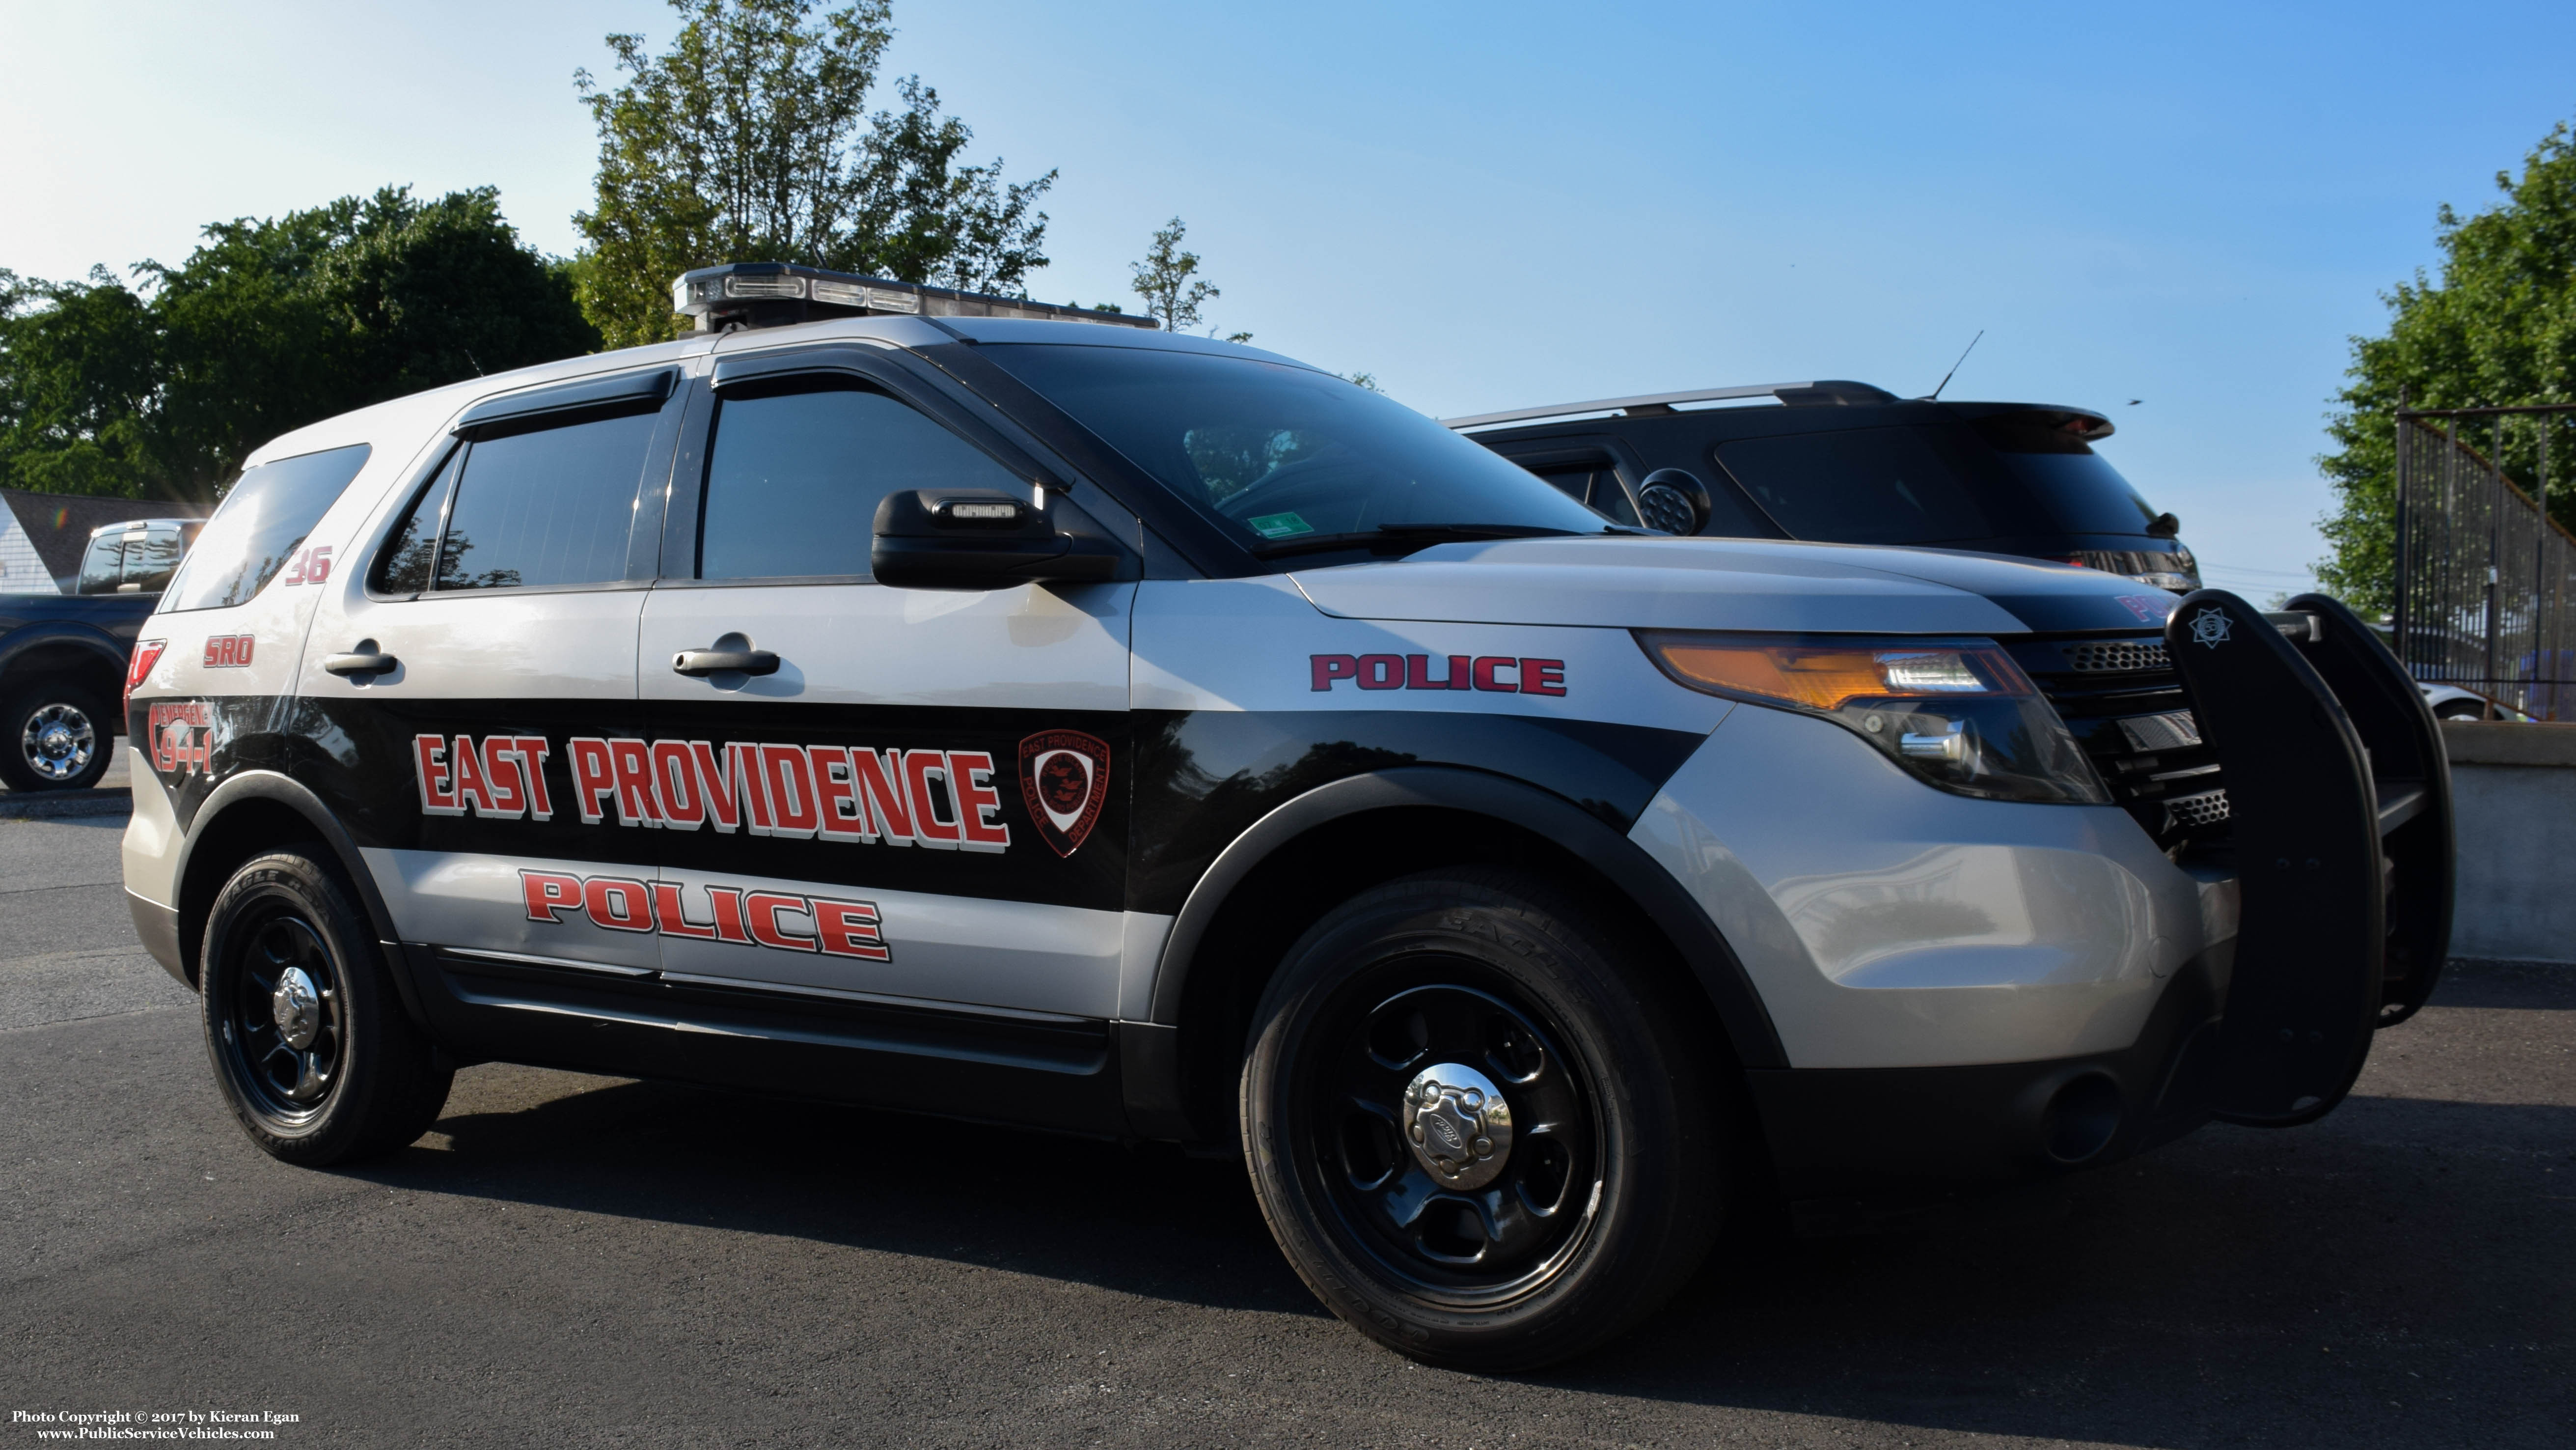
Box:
632, 362, 1136, 1031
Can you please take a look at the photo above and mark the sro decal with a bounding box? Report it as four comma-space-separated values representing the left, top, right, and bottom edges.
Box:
519, 869, 888, 961
279, 546, 333, 586
148, 701, 213, 776
201, 635, 256, 668
416, 734, 1012, 853
1310, 653, 1566, 696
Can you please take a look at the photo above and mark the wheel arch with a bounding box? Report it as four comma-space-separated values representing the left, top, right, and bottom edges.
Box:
1126, 766, 1786, 1140
172, 771, 406, 1000
0, 628, 129, 732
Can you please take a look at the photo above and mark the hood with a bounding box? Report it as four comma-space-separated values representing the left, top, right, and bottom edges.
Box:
1288, 536, 2179, 635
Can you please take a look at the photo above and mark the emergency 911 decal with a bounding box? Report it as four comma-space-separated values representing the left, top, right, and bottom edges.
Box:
519, 868, 888, 960
414, 731, 1113, 857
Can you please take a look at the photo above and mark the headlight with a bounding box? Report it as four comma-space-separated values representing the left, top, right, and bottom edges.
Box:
1636, 632, 2109, 805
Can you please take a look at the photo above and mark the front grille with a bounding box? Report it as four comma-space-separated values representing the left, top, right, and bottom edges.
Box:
2066, 640, 2170, 675
2006, 635, 2230, 849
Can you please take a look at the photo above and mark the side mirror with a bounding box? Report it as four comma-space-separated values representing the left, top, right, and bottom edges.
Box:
1636, 469, 1713, 535
870, 489, 1124, 591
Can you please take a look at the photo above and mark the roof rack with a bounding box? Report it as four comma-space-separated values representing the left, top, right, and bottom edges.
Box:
673, 261, 1158, 334
1440, 380, 1900, 431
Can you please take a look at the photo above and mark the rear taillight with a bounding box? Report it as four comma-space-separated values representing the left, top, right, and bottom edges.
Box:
124, 639, 166, 714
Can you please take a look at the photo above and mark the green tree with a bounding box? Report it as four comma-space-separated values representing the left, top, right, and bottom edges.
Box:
574, 0, 1055, 348
1128, 216, 1249, 341
0, 187, 594, 501
2317, 119, 2576, 614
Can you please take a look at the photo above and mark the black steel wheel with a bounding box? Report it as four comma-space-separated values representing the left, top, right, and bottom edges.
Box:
0, 685, 111, 792
1243, 867, 1728, 1371
199, 847, 452, 1164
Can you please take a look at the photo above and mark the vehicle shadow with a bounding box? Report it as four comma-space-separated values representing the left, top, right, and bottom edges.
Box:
349, 967, 2574, 1448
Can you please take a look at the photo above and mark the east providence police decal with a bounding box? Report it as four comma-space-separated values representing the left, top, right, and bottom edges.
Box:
1017, 729, 1110, 857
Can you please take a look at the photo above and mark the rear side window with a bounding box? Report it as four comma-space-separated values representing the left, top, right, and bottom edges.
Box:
1525, 464, 1641, 528
377, 406, 658, 594
696, 379, 1022, 580
164, 444, 371, 611
1715, 428, 1993, 545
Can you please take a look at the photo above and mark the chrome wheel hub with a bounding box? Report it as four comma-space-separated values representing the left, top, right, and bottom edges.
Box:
1402, 1062, 1512, 1191
271, 967, 321, 1051
23, 703, 95, 781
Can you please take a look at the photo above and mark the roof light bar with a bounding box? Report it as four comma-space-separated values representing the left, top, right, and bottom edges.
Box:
1441, 380, 1900, 431
672, 261, 1156, 334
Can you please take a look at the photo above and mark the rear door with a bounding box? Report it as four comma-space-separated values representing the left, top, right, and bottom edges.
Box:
633, 351, 1137, 1031
296, 367, 682, 1062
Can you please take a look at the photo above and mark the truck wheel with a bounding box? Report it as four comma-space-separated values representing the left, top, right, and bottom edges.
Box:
199, 847, 452, 1165
0, 685, 111, 792
1240, 868, 1725, 1371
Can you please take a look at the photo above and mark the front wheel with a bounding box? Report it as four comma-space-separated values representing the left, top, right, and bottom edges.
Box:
1241, 868, 1727, 1371
199, 847, 452, 1164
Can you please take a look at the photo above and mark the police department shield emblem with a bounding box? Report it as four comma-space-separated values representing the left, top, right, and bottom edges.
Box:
2189, 606, 2233, 649
1018, 730, 1111, 857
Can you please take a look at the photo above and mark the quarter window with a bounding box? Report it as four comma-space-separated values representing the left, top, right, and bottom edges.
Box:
164, 444, 371, 612
696, 378, 1023, 581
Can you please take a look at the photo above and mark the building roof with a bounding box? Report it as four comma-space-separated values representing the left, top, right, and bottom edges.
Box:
0, 490, 212, 585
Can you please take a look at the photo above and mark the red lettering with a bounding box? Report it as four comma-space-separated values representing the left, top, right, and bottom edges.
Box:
584, 877, 654, 932
513, 737, 554, 820
745, 891, 818, 952
813, 898, 890, 960
1356, 653, 1404, 690
906, 750, 960, 848
760, 744, 820, 838
690, 741, 741, 833
609, 739, 663, 827
520, 870, 584, 923
810, 746, 867, 842
569, 738, 616, 824
1473, 656, 1520, 693
451, 733, 496, 815
653, 741, 704, 828
1407, 654, 1470, 690
730, 742, 774, 834
414, 734, 461, 815
1520, 658, 1566, 697
306, 545, 332, 583
480, 737, 527, 818
281, 551, 305, 587
849, 748, 913, 844
706, 886, 753, 944
950, 751, 1011, 852
652, 882, 716, 939
1310, 654, 1358, 691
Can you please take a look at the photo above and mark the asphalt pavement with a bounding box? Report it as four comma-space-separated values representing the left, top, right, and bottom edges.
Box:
1, 806, 2568, 1448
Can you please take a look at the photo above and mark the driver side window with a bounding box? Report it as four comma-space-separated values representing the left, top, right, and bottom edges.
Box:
697, 378, 1025, 581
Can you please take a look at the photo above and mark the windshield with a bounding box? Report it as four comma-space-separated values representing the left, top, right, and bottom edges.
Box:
980, 345, 1612, 552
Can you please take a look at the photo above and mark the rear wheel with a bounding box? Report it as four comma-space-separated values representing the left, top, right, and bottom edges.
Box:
1241, 868, 1726, 1371
199, 847, 452, 1164
0, 684, 111, 792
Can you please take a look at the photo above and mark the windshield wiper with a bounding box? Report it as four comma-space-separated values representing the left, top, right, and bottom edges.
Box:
1246, 522, 1595, 559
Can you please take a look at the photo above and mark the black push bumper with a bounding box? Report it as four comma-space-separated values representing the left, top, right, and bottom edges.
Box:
2164, 589, 2454, 1124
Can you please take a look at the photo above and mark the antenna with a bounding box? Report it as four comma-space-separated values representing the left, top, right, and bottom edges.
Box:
1924, 330, 1983, 401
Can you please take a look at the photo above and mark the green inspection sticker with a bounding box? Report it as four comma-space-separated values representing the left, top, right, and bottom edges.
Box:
1246, 511, 1314, 539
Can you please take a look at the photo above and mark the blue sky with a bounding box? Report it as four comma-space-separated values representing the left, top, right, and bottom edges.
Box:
5, 0, 2572, 596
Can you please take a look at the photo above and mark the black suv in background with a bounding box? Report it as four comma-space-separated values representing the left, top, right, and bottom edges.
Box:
1447, 381, 2197, 592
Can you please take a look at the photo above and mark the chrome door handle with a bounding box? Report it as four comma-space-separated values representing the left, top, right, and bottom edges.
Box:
672, 648, 779, 677
322, 652, 398, 676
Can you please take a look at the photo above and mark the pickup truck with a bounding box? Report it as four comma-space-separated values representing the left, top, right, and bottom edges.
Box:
0, 518, 199, 791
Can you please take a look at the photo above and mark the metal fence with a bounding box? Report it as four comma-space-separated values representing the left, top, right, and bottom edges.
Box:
2391, 398, 2576, 721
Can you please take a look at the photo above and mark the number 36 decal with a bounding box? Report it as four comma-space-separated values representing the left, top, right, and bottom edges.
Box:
281, 546, 333, 586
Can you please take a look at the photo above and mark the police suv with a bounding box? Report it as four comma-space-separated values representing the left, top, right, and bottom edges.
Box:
122, 263, 2454, 1371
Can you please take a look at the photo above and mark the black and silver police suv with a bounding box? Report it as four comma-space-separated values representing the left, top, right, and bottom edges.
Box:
1448, 381, 2199, 592
122, 261, 2450, 1371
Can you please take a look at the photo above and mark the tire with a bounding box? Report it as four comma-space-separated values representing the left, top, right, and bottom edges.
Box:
1240, 867, 1727, 1371
2432, 700, 2486, 722
0, 683, 112, 792
198, 847, 452, 1165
